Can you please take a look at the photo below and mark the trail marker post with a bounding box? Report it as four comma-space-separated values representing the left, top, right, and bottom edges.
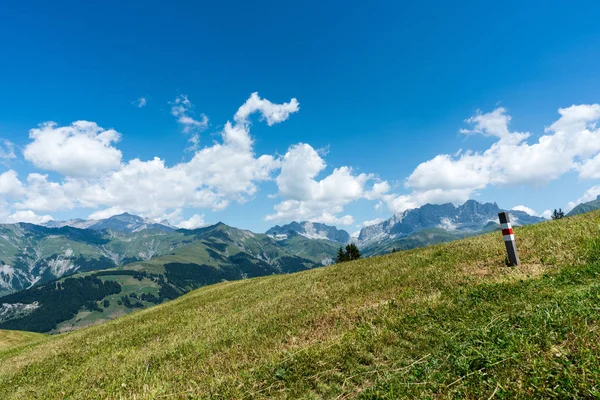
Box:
498, 212, 520, 266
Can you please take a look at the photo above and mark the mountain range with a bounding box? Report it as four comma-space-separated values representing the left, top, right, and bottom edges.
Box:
42, 212, 175, 232
0, 199, 557, 333
358, 200, 544, 249
0, 215, 335, 296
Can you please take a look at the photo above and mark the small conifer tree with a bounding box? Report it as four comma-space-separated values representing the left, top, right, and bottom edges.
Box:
551, 208, 565, 220
336, 244, 360, 263
336, 247, 347, 263
345, 243, 361, 260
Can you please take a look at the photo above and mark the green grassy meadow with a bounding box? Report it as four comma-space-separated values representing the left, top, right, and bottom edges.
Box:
1, 211, 600, 398
0, 330, 46, 352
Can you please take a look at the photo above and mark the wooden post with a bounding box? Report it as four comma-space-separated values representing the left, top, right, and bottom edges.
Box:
498, 212, 520, 266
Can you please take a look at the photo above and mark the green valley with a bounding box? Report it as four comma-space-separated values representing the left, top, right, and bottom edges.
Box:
0, 221, 338, 332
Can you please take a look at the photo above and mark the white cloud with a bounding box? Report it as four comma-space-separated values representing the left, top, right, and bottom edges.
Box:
0, 140, 16, 164
383, 104, 600, 213
5, 210, 53, 224
578, 154, 600, 179
87, 206, 125, 220
406, 153, 491, 192
357, 218, 386, 228
5, 93, 296, 222
23, 121, 122, 178
541, 209, 553, 219
461, 107, 512, 138
265, 143, 388, 225
511, 205, 536, 216
134, 97, 147, 108
177, 214, 206, 229
0, 170, 25, 199
10, 99, 600, 229
382, 188, 474, 214
171, 95, 208, 149
14, 173, 74, 211
235, 92, 299, 126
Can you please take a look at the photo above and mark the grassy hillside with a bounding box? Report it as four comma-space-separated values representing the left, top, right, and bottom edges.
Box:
0, 330, 46, 351
361, 227, 467, 256
1, 211, 600, 398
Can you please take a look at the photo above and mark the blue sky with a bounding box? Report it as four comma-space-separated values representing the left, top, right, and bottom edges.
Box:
2, 0, 600, 232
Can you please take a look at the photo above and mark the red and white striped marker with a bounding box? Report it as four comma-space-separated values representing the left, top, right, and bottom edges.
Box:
498, 211, 520, 266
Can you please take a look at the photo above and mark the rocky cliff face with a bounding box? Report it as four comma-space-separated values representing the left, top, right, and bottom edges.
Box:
358, 200, 544, 246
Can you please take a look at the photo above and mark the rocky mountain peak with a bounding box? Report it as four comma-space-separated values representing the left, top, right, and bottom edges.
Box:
358, 200, 543, 247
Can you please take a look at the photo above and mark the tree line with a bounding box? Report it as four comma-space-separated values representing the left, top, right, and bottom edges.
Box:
336, 244, 361, 263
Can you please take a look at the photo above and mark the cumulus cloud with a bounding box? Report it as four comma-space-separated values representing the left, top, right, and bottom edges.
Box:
235, 92, 299, 126
23, 121, 122, 178
265, 143, 388, 225
8, 99, 600, 229
460, 107, 512, 138
540, 209, 553, 219
177, 214, 206, 229
511, 205, 537, 216
0, 170, 25, 199
5, 210, 53, 224
382, 104, 600, 213
5, 93, 297, 222
14, 173, 75, 211
87, 206, 126, 220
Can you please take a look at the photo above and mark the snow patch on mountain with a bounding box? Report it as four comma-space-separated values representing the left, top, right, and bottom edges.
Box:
48, 250, 78, 277
0, 301, 39, 322
0, 265, 15, 291
438, 218, 458, 231
266, 221, 351, 244
358, 200, 545, 248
